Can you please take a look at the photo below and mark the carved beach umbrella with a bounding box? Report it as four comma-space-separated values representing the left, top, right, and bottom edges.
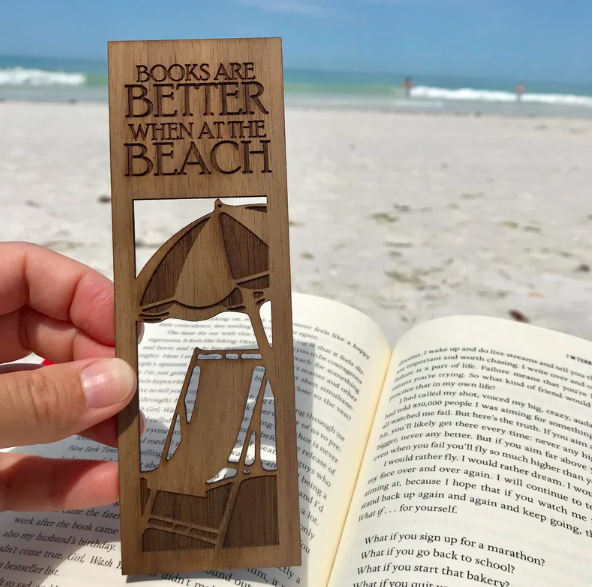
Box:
137, 199, 270, 326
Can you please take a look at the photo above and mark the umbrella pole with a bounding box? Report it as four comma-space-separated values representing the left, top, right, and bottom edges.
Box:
244, 294, 270, 466
243, 294, 272, 363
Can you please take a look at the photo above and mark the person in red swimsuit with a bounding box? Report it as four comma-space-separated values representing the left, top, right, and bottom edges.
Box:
402, 76, 414, 98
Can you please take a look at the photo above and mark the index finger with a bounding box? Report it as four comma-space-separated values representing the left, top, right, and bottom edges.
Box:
0, 242, 115, 348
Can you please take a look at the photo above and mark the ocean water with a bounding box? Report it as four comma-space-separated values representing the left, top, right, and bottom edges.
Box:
0, 55, 591, 119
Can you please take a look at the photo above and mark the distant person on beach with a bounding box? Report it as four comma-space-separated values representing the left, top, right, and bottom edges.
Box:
402, 77, 414, 98
516, 82, 526, 102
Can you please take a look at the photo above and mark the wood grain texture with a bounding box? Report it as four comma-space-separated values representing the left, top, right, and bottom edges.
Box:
108, 37, 300, 575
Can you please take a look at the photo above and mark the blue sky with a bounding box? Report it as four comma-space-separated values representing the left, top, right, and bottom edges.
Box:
0, 0, 590, 83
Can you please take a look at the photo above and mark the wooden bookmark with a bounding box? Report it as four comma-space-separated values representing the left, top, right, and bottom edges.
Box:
108, 38, 301, 575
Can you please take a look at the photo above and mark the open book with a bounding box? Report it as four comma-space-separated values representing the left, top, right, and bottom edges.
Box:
1, 293, 591, 587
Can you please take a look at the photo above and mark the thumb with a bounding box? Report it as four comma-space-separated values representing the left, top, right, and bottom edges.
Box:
0, 358, 136, 448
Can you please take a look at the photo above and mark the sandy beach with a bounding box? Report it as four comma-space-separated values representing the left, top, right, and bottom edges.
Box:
0, 102, 590, 343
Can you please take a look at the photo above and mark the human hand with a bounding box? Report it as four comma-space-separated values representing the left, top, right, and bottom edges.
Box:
0, 242, 137, 512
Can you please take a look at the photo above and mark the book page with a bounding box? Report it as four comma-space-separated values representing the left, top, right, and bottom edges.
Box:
329, 316, 592, 587
0, 292, 391, 587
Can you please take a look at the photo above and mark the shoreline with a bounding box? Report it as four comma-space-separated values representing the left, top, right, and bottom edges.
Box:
0, 95, 591, 121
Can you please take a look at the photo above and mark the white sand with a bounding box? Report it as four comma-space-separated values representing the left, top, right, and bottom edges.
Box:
0, 102, 590, 343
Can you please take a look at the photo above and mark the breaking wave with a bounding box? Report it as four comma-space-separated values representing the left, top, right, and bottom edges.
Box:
410, 85, 592, 107
0, 67, 86, 86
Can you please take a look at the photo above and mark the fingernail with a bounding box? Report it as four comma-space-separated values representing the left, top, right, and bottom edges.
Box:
81, 359, 136, 409
140, 411, 146, 436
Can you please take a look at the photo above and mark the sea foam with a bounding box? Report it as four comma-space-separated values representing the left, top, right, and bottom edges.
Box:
0, 67, 86, 86
410, 85, 592, 107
